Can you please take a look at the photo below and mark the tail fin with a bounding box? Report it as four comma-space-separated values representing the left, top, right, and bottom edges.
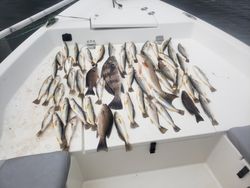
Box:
212, 119, 219, 126
78, 93, 84, 99
109, 95, 123, 110
64, 74, 68, 79
177, 109, 185, 115
69, 89, 76, 95
36, 130, 43, 137
91, 124, 97, 131
55, 105, 60, 111
97, 138, 108, 152
195, 114, 204, 123
159, 126, 167, 134
128, 87, 134, 92
85, 88, 95, 95
186, 58, 189, 63
58, 66, 63, 70
125, 142, 132, 152
194, 98, 199, 103
122, 71, 127, 75
210, 86, 216, 92
162, 92, 178, 103
173, 125, 181, 132
95, 99, 102, 105
142, 112, 148, 118
84, 123, 91, 130
42, 100, 49, 106
33, 98, 40, 104
130, 121, 139, 129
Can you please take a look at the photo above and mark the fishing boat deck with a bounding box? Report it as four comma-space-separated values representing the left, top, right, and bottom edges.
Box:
0, 0, 250, 160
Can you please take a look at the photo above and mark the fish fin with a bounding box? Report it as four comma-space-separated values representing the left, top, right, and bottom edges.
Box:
125, 142, 132, 152
134, 58, 138, 63
33, 98, 40, 104
121, 84, 125, 93
64, 74, 68, 79
60, 139, 67, 150
36, 130, 43, 137
130, 121, 139, 129
147, 95, 154, 100
85, 123, 91, 129
78, 93, 85, 99
142, 112, 148, 118
97, 138, 108, 152
177, 109, 185, 115
91, 124, 97, 131
210, 86, 216, 92
120, 72, 125, 78
105, 84, 115, 95
122, 71, 127, 75
212, 119, 219, 126
162, 92, 178, 103
95, 99, 102, 105
186, 59, 189, 63
85, 88, 95, 95
69, 89, 76, 95
173, 89, 179, 95
109, 95, 123, 110
55, 106, 60, 111
195, 114, 204, 123
58, 66, 63, 70
194, 98, 199, 103
42, 100, 49, 106
173, 125, 181, 132
159, 126, 168, 134
206, 98, 211, 103
73, 63, 78, 67
63, 146, 69, 152
128, 87, 134, 92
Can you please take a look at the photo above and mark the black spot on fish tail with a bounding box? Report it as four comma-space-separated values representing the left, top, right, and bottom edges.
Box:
125, 142, 132, 152
36, 130, 43, 137
128, 87, 134, 92
97, 138, 108, 152
109, 95, 123, 110
195, 114, 204, 123
78, 93, 85, 99
95, 99, 102, 105
177, 109, 185, 115
212, 119, 219, 126
33, 98, 40, 105
142, 112, 149, 118
130, 121, 139, 129
85, 87, 95, 95
42, 100, 49, 106
173, 125, 181, 132
210, 86, 216, 92
159, 126, 168, 134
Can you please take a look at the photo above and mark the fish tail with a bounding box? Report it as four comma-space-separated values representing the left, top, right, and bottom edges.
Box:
63, 74, 68, 79
91, 124, 97, 131
60, 139, 67, 150
97, 138, 108, 152
195, 114, 204, 123
73, 63, 78, 67
186, 58, 189, 63
128, 87, 134, 92
55, 105, 60, 111
134, 58, 138, 63
95, 99, 102, 105
69, 89, 76, 95
125, 142, 132, 152
36, 130, 43, 137
159, 126, 168, 134
109, 95, 123, 110
177, 109, 185, 115
122, 71, 127, 75
142, 112, 149, 118
205, 97, 211, 103
84, 123, 91, 130
212, 119, 219, 126
194, 98, 199, 103
78, 93, 85, 99
210, 86, 217, 92
42, 100, 49, 106
85, 88, 95, 95
173, 125, 181, 132
162, 92, 178, 103
63, 146, 70, 152
33, 98, 40, 104
130, 121, 139, 129
173, 89, 180, 95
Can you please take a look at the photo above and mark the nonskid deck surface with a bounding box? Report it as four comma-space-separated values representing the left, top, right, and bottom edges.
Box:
0, 36, 250, 159
82, 163, 221, 188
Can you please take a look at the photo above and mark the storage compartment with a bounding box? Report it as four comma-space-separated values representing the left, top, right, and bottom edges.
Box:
67, 135, 250, 188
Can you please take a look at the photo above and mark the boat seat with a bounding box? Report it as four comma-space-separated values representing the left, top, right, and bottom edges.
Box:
227, 125, 250, 164
0, 151, 70, 188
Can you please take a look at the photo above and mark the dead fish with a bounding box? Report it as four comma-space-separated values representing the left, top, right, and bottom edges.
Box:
72, 42, 79, 66
125, 41, 137, 66
95, 78, 105, 105
67, 68, 76, 95
126, 65, 135, 92
84, 97, 97, 130
69, 98, 90, 129
177, 53, 188, 74
54, 83, 65, 111
78, 47, 93, 72
158, 53, 176, 69
36, 106, 55, 137
155, 70, 173, 92
181, 91, 204, 123
42, 76, 61, 106
124, 92, 139, 128
158, 60, 176, 83
135, 85, 148, 118
65, 116, 78, 149
154, 101, 181, 132
52, 60, 58, 79
183, 74, 199, 103
158, 37, 171, 53
108, 42, 116, 57
152, 89, 184, 115
33, 75, 53, 104
101, 56, 123, 109
61, 97, 70, 126
64, 57, 73, 79
189, 75, 210, 102
52, 113, 67, 149
96, 104, 114, 152
62, 42, 69, 58
199, 95, 219, 126
145, 98, 167, 134
168, 42, 179, 67
92, 45, 105, 65
114, 112, 132, 151
55, 51, 65, 70
192, 65, 216, 92
76, 69, 86, 100
86, 66, 99, 95
141, 41, 159, 68
174, 68, 183, 95
178, 43, 189, 62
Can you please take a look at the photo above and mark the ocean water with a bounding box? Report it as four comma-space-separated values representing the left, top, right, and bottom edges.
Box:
0, 0, 249, 61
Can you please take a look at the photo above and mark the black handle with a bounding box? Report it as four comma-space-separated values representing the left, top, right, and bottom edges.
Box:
149, 142, 156, 154
237, 166, 249, 179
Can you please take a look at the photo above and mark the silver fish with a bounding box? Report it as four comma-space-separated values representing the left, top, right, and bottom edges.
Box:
126, 65, 135, 92
95, 78, 105, 105
158, 60, 176, 83
145, 98, 167, 134
52, 113, 67, 149
125, 41, 137, 67
76, 69, 86, 100
36, 106, 55, 137
52, 59, 58, 78
33, 75, 53, 105
174, 68, 183, 95
92, 45, 105, 65
158, 37, 171, 53
56, 51, 66, 70
134, 71, 152, 98
42, 76, 61, 106
61, 97, 70, 126
178, 43, 189, 62
154, 101, 181, 132
177, 53, 188, 74
141, 41, 159, 68
155, 70, 173, 92
108, 43, 116, 56
62, 42, 69, 58
199, 95, 218, 126
65, 116, 78, 150
78, 47, 93, 72
84, 97, 97, 130
67, 68, 76, 95
158, 53, 176, 69
168, 42, 179, 67
183, 74, 199, 103
135, 85, 148, 118
72, 42, 79, 66
124, 92, 139, 128
64, 57, 73, 79
114, 112, 132, 151
192, 66, 216, 92
54, 83, 65, 111
189, 75, 210, 102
